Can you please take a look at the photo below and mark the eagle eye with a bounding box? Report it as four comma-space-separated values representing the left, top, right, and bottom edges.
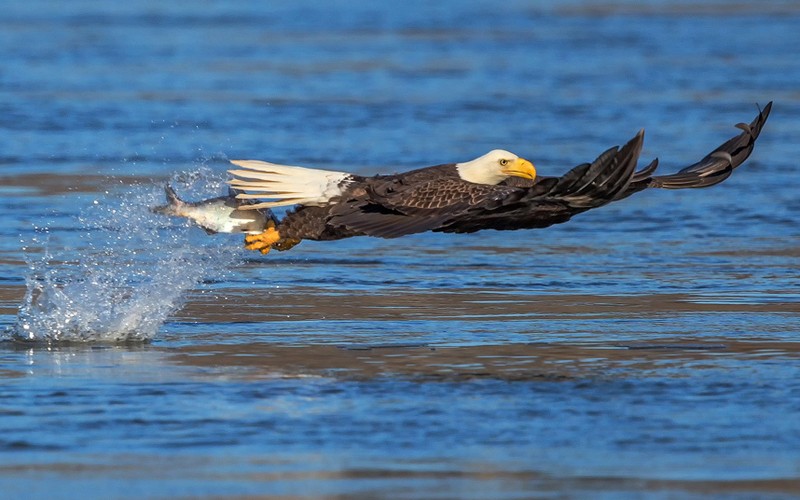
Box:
499, 159, 509, 166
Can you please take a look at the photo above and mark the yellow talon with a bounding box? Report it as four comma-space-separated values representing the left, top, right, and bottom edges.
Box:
244, 221, 282, 254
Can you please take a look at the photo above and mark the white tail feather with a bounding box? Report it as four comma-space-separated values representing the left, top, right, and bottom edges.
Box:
227, 160, 353, 208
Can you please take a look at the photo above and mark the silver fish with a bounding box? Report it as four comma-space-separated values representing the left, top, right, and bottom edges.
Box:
152, 185, 274, 234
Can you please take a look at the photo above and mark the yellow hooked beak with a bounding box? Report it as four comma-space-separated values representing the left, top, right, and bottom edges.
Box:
502, 157, 537, 180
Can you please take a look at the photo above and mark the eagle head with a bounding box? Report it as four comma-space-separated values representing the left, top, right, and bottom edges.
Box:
456, 149, 537, 185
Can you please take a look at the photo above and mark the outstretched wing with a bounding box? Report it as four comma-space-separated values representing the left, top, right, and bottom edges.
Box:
438, 130, 645, 234
303, 103, 770, 239
328, 176, 523, 238
619, 102, 772, 198
439, 103, 770, 234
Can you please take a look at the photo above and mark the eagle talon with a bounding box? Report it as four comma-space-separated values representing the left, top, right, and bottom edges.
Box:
244, 222, 282, 254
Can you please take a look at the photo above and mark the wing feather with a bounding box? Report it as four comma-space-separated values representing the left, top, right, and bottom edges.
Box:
328, 178, 523, 238
614, 102, 771, 200
439, 131, 644, 233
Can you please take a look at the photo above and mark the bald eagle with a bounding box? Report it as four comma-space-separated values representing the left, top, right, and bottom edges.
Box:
229, 149, 537, 252
228, 103, 771, 254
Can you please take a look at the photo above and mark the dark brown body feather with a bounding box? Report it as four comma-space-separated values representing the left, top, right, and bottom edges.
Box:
275, 103, 771, 242
279, 162, 490, 240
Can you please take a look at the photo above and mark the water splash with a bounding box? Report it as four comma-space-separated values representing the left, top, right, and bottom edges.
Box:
7, 168, 240, 343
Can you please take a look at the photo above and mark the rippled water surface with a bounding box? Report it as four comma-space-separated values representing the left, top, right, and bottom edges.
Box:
1, 1, 799, 498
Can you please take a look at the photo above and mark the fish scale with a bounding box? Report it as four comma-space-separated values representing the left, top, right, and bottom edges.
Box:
151, 186, 274, 235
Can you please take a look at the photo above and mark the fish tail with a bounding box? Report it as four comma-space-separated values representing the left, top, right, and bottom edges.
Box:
150, 185, 184, 215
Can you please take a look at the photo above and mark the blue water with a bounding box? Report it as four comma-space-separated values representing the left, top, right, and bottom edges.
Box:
1, 1, 800, 498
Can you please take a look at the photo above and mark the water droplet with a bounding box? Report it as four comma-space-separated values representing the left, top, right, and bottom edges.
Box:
6, 170, 238, 343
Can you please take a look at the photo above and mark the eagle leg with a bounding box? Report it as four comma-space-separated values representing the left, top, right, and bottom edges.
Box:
244, 221, 282, 254
273, 238, 302, 252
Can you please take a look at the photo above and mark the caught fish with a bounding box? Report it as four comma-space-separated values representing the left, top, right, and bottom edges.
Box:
152, 185, 275, 234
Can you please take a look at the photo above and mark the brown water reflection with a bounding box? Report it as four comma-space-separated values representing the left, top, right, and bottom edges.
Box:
0, 285, 24, 318
166, 338, 800, 382
0, 173, 157, 195
2, 455, 798, 499
176, 288, 800, 324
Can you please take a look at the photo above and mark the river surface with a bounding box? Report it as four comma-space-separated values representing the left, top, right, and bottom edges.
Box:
1, 1, 799, 498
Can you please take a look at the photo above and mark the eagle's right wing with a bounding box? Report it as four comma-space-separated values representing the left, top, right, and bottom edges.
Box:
438, 131, 645, 234
620, 101, 772, 198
